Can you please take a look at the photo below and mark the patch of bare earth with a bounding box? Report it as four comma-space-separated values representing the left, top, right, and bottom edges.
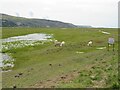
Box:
30, 64, 95, 88
30, 69, 80, 88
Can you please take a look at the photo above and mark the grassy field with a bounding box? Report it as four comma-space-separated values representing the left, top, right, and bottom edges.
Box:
2, 27, 119, 88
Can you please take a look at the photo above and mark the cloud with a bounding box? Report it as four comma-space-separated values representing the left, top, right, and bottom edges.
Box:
15, 12, 20, 17
29, 11, 34, 17
0, 0, 119, 27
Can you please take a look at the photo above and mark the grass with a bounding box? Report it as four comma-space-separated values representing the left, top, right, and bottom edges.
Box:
2, 27, 118, 88
57, 51, 118, 88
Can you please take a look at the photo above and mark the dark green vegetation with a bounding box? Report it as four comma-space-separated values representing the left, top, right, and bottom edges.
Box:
2, 27, 118, 88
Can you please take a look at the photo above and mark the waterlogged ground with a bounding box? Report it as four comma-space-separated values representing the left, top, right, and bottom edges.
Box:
2, 33, 52, 42
2, 28, 118, 88
1, 33, 53, 70
2, 33, 52, 51
0, 53, 14, 68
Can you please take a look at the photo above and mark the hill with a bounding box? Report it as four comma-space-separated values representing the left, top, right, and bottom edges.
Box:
0, 13, 77, 28
0, 13, 92, 28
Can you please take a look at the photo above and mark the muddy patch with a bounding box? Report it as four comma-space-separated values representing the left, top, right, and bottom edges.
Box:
31, 70, 80, 88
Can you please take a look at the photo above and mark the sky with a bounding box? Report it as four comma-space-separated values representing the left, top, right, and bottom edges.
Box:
0, 0, 119, 28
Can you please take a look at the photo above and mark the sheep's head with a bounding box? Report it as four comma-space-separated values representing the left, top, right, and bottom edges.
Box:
61, 41, 65, 44
54, 40, 58, 44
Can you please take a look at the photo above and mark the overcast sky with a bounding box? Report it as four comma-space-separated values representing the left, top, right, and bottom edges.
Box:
0, 0, 119, 28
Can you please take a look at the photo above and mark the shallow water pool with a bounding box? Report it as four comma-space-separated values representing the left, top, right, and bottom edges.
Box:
2, 33, 52, 42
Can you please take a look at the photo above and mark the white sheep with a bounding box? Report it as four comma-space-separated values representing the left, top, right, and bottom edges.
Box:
60, 41, 65, 47
54, 40, 58, 44
54, 40, 65, 47
87, 40, 93, 46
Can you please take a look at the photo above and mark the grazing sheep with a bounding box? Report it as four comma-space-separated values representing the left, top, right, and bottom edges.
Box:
54, 40, 65, 47
60, 41, 65, 47
55, 42, 61, 47
87, 40, 93, 46
54, 40, 58, 44
54, 40, 61, 47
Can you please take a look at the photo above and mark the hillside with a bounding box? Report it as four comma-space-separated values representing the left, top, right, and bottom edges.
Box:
0, 13, 78, 28
0, 13, 93, 28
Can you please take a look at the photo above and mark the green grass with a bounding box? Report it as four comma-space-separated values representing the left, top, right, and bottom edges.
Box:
2, 27, 118, 88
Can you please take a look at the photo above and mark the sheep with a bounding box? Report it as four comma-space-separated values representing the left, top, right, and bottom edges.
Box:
54, 40, 65, 47
55, 42, 61, 47
54, 40, 58, 44
87, 40, 93, 46
60, 41, 65, 47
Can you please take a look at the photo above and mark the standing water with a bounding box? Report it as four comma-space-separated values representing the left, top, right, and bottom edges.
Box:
2, 33, 52, 42
1, 33, 53, 70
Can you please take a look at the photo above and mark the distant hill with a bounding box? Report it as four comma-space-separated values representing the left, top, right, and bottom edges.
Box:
0, 13, 92, 28
77, 25, 93, 28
